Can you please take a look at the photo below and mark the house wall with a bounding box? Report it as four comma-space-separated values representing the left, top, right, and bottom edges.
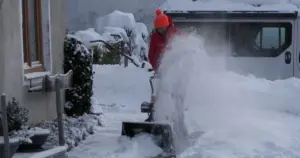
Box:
0, 0, 66, 124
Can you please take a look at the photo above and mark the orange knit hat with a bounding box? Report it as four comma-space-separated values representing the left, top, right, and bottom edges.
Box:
155, 9, 163, 16
154, 13, 169, 28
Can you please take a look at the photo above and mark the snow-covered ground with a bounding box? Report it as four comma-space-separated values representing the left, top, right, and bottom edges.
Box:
67, 32, 300, 157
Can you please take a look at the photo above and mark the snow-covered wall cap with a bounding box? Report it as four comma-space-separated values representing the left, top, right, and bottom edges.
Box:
162, 0, 300, 13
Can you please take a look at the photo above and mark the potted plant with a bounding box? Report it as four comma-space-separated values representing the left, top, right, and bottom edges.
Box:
0, 97, 25, 157
0, 97, 50, 151
17, 127, 50, 150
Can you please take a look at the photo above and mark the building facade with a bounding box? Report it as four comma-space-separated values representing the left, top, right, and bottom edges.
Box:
0, 0, 66, 123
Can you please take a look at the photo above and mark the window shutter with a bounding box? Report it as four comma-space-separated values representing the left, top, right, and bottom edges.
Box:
41, 0, 51, 71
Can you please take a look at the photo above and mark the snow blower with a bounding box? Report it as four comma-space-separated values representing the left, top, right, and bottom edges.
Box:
91, 37, 176, 157
121, 74, 175, 156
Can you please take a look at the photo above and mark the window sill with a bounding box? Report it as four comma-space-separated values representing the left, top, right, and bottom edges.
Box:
23, 71, 51, 87
24, 71, 51, 80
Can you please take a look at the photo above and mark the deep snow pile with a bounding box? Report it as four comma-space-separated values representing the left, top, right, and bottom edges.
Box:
154, 33, 300, 157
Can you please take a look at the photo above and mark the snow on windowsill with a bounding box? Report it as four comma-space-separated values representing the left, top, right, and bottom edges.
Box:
23, 71, 52, 88
24, 71, 51, 80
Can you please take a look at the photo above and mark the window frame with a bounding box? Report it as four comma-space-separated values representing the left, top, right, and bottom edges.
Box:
22, 0, 44, 73
247, 23, 292, 57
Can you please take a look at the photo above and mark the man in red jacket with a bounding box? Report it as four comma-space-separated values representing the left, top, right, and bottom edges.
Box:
148, 9, 180, 72
144, 9, 180, 122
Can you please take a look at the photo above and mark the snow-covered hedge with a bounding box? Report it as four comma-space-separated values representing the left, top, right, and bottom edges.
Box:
63, 35, 93, 116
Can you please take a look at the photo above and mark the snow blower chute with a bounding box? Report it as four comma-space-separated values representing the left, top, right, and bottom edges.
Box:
90, 37, 175, 156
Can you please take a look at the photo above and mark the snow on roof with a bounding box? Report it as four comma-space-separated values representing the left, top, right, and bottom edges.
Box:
162, 0, 300, 13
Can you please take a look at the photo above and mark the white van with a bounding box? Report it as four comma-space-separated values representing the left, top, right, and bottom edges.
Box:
165, 5, 300, 80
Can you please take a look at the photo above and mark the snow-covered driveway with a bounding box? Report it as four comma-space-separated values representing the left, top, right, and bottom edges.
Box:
67, 111, 153, 158
67, 65, 164, 158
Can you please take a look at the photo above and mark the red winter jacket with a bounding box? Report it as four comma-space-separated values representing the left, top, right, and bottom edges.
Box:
148, 25, 180, 71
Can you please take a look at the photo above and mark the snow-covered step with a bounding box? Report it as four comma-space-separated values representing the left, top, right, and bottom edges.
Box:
13, 145, 67, 158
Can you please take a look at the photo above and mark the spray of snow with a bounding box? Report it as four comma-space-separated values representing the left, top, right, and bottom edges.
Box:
154, 33, 300, 157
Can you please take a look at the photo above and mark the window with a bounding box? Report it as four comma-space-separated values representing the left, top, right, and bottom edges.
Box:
177, 22, 292, 57
230, 23, 292, 57
22, 0, 44, 73
255, 27, 286, 49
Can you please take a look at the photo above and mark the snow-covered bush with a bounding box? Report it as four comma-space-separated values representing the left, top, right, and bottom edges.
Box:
73, 28, 104, 49
95, 10, 149, 62
72, 10, 150, 66
102, 26, 129, 43
136, 22, 149, 42
73, 27, 125, 65
95, 10, 136, 34
33, 114, 102, 151
0, 97, 29, 135
91, 42, 122, 65
63, 35, 93, 116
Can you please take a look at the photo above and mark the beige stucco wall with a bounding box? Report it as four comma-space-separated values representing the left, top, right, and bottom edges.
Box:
0, 0, 66, 124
